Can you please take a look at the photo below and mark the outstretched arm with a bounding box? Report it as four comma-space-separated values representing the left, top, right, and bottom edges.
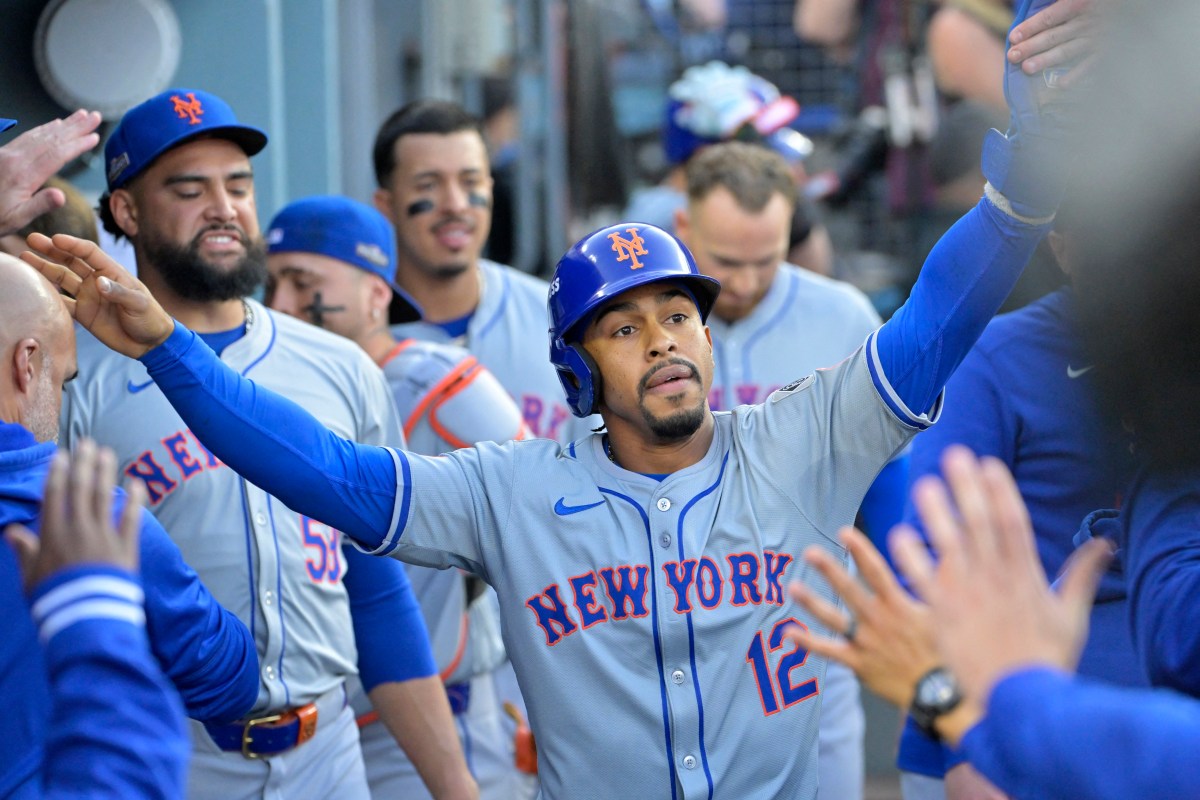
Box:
870, 0, 1080, 425
21, 233, 400, 549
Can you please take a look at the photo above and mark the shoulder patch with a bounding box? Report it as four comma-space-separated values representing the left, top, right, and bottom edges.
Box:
770, 374, 815, 401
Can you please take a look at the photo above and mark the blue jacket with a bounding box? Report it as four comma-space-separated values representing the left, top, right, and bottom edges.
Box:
964, 667, 1200, 800
0, 421, 258, 797
1122, 464, 1200, 695
896, 288, 1139, 777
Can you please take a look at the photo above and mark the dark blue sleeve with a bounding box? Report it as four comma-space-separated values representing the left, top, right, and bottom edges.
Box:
343, 545, 437, 690
894, 344, 1014, 776
857, 453, 909, 553
33, 566, 189, 800
964, 667, 1200, 800
871, 198, 1051, 423
140, 325, 399, 550
134, 496, 259, 723
1122, 465, 1200, 695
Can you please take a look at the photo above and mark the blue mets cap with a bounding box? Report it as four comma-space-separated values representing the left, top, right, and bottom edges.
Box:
104, 88, 268, 191
266, 195, 423, 323
663, 62, 810, 166
1, 119, 16, 133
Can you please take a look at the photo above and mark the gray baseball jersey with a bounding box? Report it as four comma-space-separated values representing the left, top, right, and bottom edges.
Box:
707, 262, 882, 800
707, 264, 881, 409
377, 345, 933, 799
355, 337, 528, 799
392, 259, 597, 442
61, 299, 403, 796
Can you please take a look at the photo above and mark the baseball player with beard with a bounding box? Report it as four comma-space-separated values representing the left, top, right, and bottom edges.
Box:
30, 8, 1073, 789
372, 101, 592, 782
61, 89, 474, 800
264, 194, 533, 799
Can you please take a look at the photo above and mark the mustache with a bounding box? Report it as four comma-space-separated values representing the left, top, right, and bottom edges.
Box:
638, 358, 699, 397
432, 216, 475, 233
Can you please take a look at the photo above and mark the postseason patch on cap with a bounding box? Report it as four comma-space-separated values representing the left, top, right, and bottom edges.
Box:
107, 152, 131, 185
355, 242, 389, 268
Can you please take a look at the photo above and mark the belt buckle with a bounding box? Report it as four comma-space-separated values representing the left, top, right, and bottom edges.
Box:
241, 712, 285, 759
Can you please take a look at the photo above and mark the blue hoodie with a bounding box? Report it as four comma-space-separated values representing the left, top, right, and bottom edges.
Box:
0, 421, 258, 796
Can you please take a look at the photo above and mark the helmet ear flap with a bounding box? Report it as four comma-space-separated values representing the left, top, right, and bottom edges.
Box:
550, 336, 602, 418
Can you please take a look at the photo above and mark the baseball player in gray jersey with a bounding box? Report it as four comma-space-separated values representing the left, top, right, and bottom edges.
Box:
264, 194, 534, 799
675, 141, 888, 800
371, 99, 596, 444
64, 89, 475, 800
24, 8, 1086, 795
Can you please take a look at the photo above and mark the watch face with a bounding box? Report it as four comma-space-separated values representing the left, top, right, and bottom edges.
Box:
918, 670, 958, 707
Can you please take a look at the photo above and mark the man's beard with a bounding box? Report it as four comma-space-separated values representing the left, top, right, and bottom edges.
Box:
638, 358, 707, 440
140, 226, 267, 302
642, 403, 706, 439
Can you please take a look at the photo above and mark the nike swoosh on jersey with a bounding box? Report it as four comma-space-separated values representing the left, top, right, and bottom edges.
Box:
1066, 365, 1094, 379
127, 378, 155, 393
554, 498, 604, 516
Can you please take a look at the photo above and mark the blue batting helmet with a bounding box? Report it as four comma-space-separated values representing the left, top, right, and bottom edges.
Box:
547, 223, 721, 417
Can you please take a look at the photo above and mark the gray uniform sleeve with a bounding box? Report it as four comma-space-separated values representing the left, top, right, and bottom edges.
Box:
731, 349, 924, 538
379, 439, 520, 581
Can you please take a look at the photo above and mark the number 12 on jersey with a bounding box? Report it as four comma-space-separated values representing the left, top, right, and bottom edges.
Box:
746, 617, 820, 715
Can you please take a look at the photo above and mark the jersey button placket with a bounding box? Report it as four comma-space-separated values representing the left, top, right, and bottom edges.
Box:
682, 754, 697, 770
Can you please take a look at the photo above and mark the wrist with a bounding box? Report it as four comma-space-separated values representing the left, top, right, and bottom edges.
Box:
932, 697, 983, 748
909, 665, 965, 743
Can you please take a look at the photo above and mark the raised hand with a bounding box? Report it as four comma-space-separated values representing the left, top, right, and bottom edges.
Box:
20, 232, 174, 358
983, 0, 1087, 219
0, 110, 102, 237
785, 526, 939, 710
889, 446, 1112, 705
1008, 0, 1100, 84
5, 440, 146, 591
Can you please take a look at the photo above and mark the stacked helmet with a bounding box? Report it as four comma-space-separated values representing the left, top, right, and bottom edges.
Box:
548, 223, 721, 417
664, 61, 812, 166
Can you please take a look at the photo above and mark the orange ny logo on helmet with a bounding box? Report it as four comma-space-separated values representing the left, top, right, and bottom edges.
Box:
170, 93, 204, 125
608, 228, 649, 270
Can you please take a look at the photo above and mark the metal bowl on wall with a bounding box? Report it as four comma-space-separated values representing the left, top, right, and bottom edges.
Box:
34, 0, 182, 120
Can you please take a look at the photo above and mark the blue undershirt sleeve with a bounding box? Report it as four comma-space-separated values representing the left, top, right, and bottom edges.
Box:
140, 325, 399, 549
871, 197, 1052, 423
964, 667, 1200, 800
343, 546, 437, 689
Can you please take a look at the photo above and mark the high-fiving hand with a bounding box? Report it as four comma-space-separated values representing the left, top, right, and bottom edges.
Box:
20, 232, 175, 358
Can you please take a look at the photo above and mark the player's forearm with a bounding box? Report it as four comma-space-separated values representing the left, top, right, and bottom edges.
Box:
139, 322, 398, 548
369, 678, 480, 800
346, 546, 438, 689
873, 195, 1052, 417
963, 667, 1200, 800
37, 567, 189, 800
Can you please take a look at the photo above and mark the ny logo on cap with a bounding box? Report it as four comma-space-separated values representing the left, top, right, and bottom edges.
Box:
608, 228, 648, 270
171, 93, 204, 125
